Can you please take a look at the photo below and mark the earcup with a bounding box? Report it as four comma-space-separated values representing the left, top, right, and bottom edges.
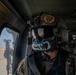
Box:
57, 18, 69, 42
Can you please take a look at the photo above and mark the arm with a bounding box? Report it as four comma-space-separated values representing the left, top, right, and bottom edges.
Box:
14, 58, 28, 75
65, 54, 75, 75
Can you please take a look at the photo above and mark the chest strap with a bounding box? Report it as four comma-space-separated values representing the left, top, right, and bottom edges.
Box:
28, 54, 41, 75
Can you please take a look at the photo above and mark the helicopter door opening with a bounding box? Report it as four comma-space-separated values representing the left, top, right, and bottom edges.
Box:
0, 27, 19, 75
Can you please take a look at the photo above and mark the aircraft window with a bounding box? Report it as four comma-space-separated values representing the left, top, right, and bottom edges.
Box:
0, 27, 19, 75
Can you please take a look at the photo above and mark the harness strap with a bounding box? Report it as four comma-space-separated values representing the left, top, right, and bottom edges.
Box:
27, 30, 41, 75
28, 55, 41, 75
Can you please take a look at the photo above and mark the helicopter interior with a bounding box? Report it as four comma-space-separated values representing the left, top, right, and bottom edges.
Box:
0, 0, 76, 75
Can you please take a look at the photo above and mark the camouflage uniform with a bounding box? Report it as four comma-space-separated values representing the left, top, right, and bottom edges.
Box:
14, 49, 75, 75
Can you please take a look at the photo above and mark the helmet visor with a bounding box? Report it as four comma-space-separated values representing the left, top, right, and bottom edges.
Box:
32, 28, 44, 39
31, 26, 54, 39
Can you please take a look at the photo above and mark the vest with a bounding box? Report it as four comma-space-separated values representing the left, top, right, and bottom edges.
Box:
46, 50, 67, 75
14, 49, 75, 75
33, 50, 68, 75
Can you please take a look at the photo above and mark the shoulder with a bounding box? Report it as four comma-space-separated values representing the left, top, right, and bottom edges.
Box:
59, 48, 75, 62
59, 48, 69, 58
66, 52, 75, 63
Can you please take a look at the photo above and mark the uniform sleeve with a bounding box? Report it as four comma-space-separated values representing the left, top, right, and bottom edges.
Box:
14, 58, 28, 75
65, 53, 75, 75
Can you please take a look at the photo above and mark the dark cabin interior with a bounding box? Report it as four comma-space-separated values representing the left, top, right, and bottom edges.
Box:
0, 0, 76, 75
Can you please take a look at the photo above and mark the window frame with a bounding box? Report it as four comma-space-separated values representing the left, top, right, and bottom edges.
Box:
0, 22, 20, 35
0, 22, 20, 75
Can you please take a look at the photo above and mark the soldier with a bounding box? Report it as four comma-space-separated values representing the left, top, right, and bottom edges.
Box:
15, 13, 75, 75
